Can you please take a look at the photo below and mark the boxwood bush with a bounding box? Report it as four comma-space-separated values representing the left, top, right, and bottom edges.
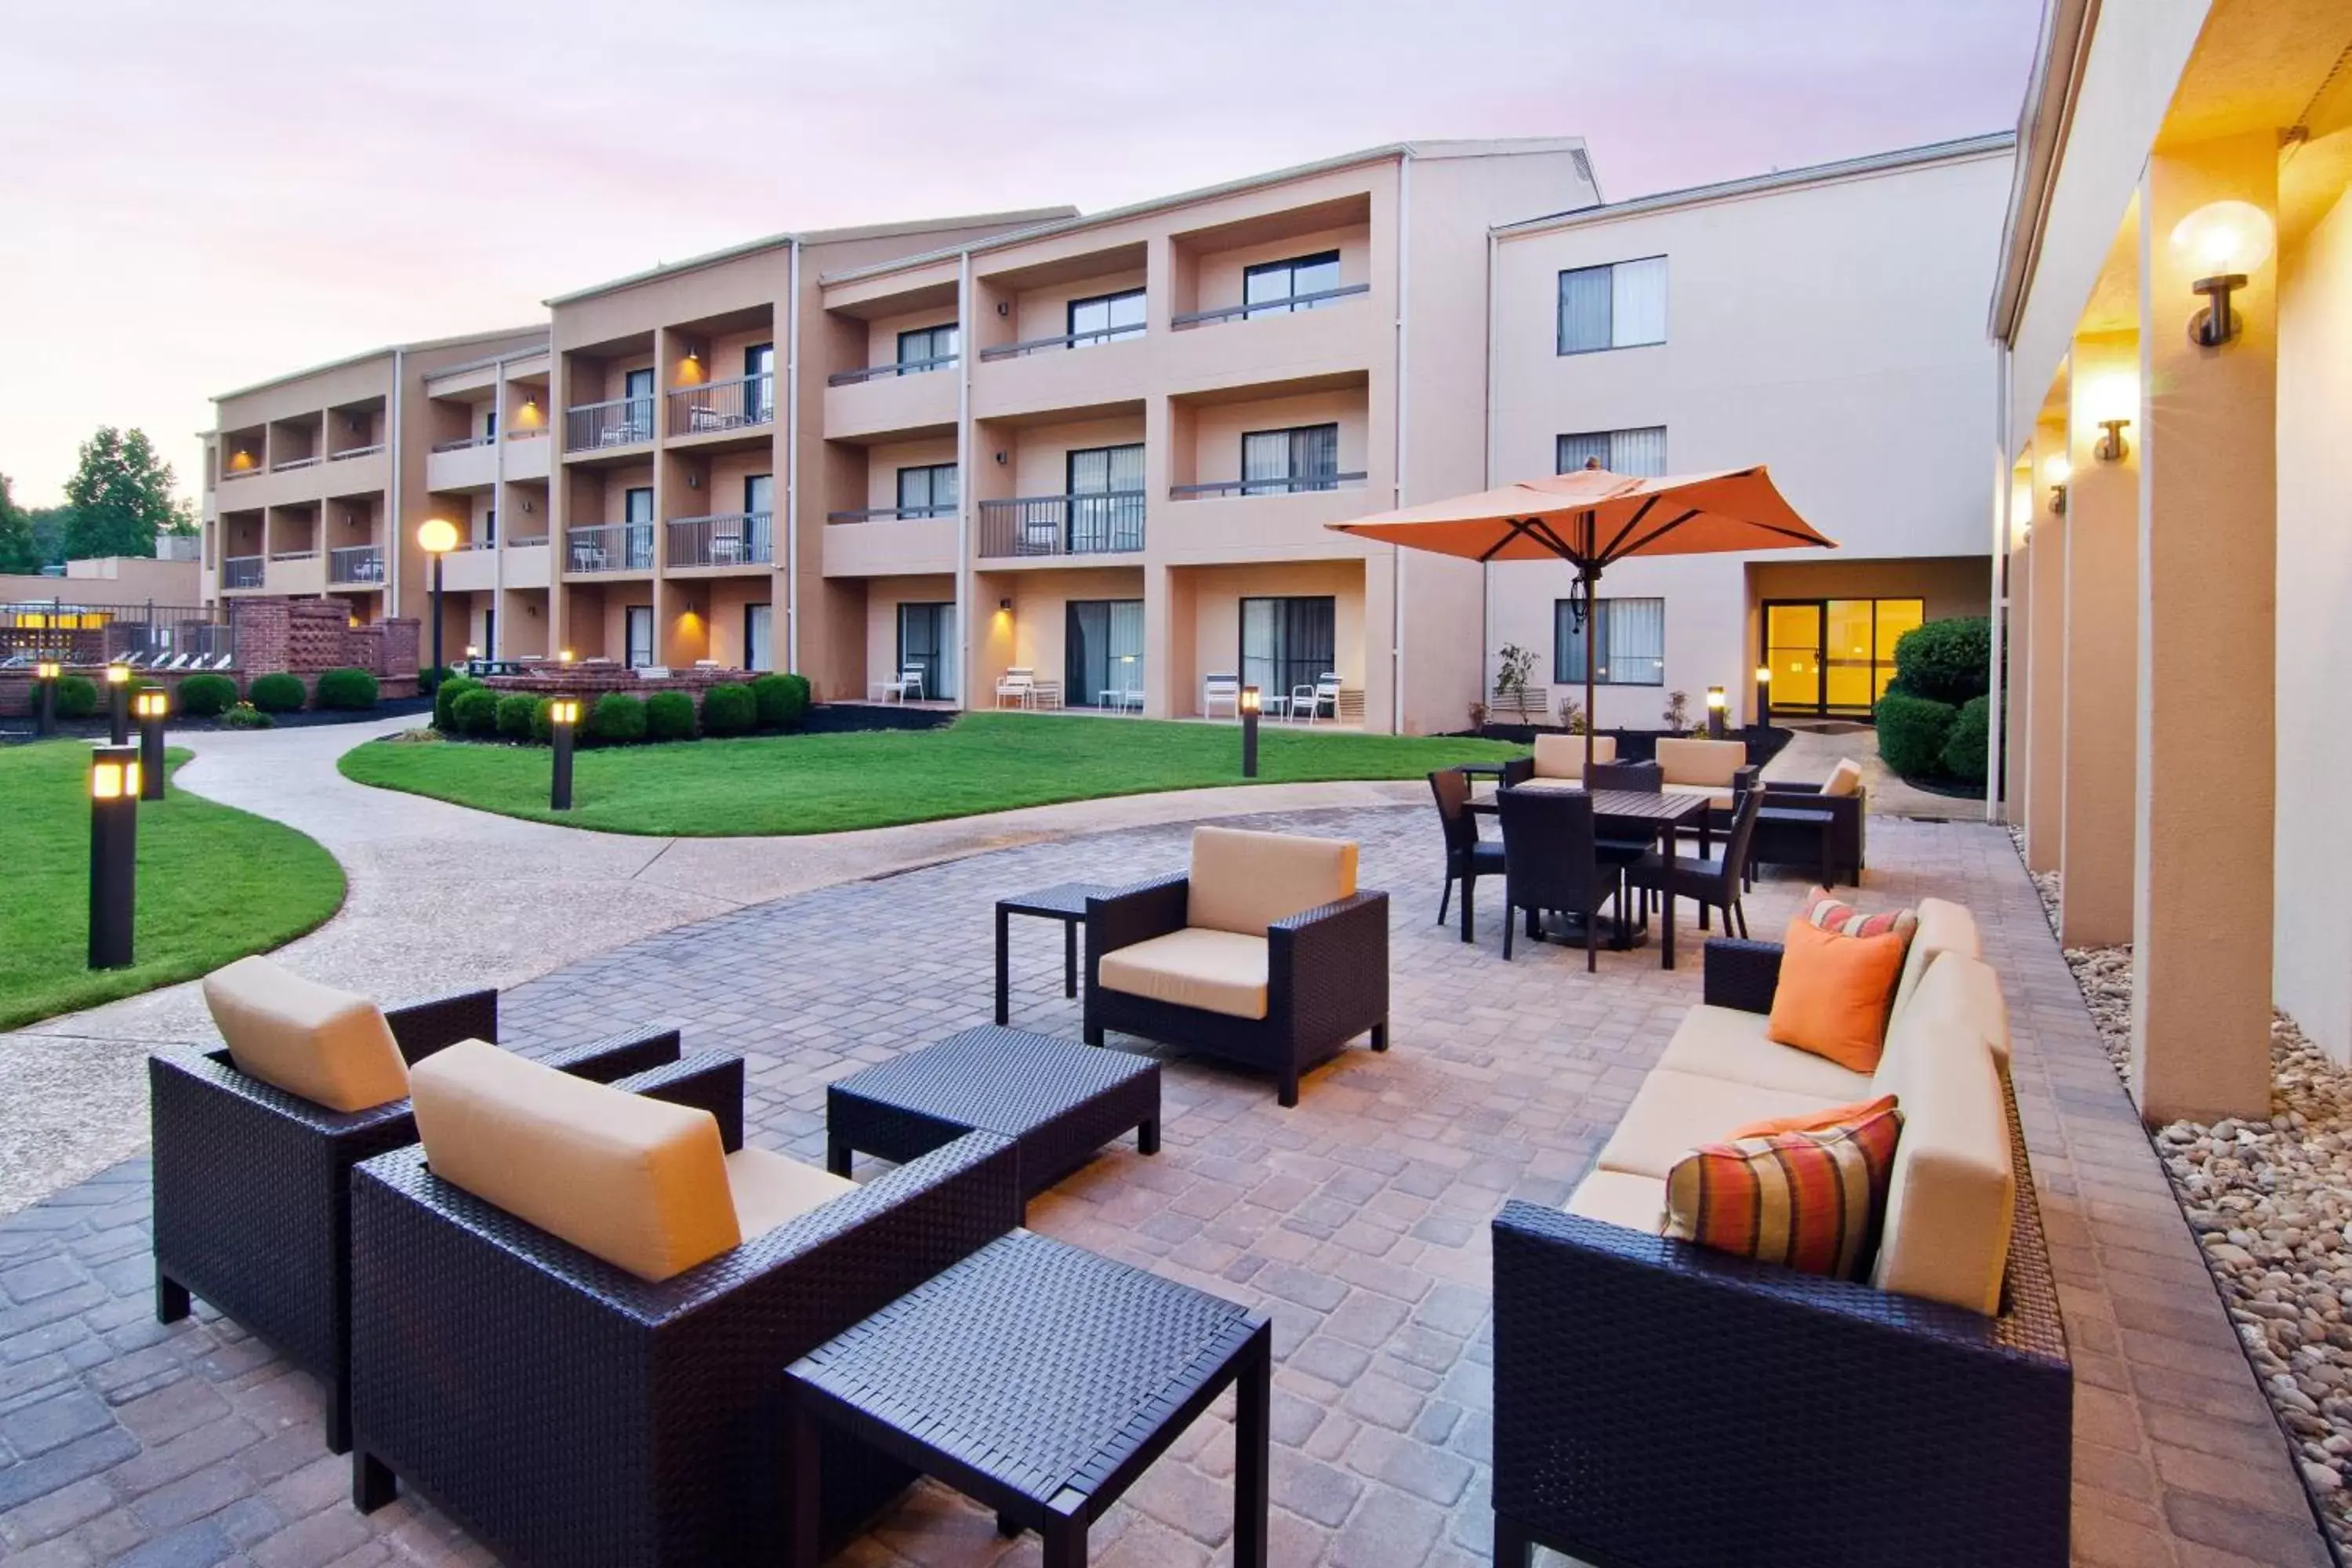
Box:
1875, 690, 1958, 779
700, 682, 755, 737
1940, 694, 1992, 785
1889, 616, 1990, 706
248, 673, 307, 713
528, 697, 559, 745
750, 672, 810, 731
588, 692, 646, 746
177, 672, 238, 717
433, 675, 483, 732
451, 687, 502, 737
645, 690, 697, 742
313, 666, 379, 711
495, 692, 540, 741
418, 665, 457, 695
52, 674, 97, 719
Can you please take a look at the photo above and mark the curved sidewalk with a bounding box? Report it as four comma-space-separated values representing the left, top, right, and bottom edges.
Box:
0, 717, 1421, 1214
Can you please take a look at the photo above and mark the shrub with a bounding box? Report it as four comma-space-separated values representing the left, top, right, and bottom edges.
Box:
528, 697, 559, 745
750, 672, 811, 731
1889, 616, 1991, 706
178, 672, 238, 717
1875, 690, 1958, 779
418, 665, 457, 695
433, 675, 483, 732
496, 693, 540, 741
1940, 695, 1992, 785
221, 701, 273, 730
52, 674, 98, 719
451, 687, 502, 736
588, 692, 646, 746
313, 667, 379, 711
248, 673, 307, 713
645, 690, 697, 742
700, 682, 755, 737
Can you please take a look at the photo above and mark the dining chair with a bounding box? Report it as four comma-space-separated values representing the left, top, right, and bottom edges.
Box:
1429, 769, 1504, 944
1624, 786, 1764, 938
1495, 787, 1610, 970
1584, 760, 1664, 893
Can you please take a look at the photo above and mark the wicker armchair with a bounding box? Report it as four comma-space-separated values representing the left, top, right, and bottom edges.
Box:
347, 1051, 1023, 1568
149, 985, 680, 1455
1490, 938, 2071, 1568
1754, 779, 1870, 886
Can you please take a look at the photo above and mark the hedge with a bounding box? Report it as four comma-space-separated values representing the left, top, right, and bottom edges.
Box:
644, 691, 697, 742
1890, 616, 1990, 706
495, 693, 540, 741
52, 674, 97, 719
313, 667, 379, 711
588, 692, 646, 745
1940, 695, 1992, 785
248, 673, 307, 713
178, 673, 238, 717
750, 673, 809, 731
418, 666, 457, 695
528, 697, 559, 745
433, 676, 483, 732
452, 687, 503, 737
1875, 690, 1958, 779
700, 682, 755, 736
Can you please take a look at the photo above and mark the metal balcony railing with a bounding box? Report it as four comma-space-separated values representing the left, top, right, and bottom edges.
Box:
221, 466, 261, 481
666, 511, 773, 568
1171, 281, 1370, 329
976, 492, 1145, 557
1168, 471, 1368, 499
328, 546, 385, 584
431, 434, 495, 452
565, 523, 655, 573
268, 549, 319, 561
564, 396, 655, 452
271, 454, 322, 472
825, 503, 956, 523
222, 555, 263, 589
826, 353, 960, 386
330, 443, 385, 461
978, 321, 1145, 361
666, 373, 774, 437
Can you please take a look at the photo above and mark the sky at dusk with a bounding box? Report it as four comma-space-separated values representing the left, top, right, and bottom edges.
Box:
0, 0, 2042, 509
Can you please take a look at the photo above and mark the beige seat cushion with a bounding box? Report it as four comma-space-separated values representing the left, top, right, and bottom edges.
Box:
1889, 898, 1980, 1022
409, 1040, 742, 1283
202, 956, 409, 1113
1594, 1069, 1842, 1180
1822, 758, 1864, 797
724, 1147, 854, 1241
1653, 738, 1746, 789
1532, 733, 1614, 780
1678, 786, 1738, 810
1098, 928, 1271, 1019
1654, 1004, 1876, 1101
1871, 950, 2012, 1110
1566, 1169, 1668, 1233
1512, 775, 1584, 793
1869, 1018, 2014, 1314
1188, 826, 1356, 935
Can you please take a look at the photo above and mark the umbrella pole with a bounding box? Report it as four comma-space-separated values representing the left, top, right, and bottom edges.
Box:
1582, 566, 1598, 777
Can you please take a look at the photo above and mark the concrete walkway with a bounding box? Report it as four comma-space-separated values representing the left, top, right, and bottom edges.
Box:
1761, 722, 1988, 818
0, 717, 1425, 1214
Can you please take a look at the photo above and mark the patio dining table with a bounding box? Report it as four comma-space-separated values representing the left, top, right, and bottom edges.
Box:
1466, 782, 1713, 967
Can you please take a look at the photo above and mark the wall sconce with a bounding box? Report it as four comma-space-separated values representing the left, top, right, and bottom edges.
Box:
996, 301, 1010, 318
2042, 452, 2071, 517
687, 472, 700, 489
2171, 200, 2274, 349
2093, 418, 2130, 463
999, 597, 1013, 612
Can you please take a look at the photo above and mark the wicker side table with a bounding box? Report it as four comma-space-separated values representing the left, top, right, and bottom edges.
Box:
997, 882, 1118, 1025
786, 1231, 1270, 1568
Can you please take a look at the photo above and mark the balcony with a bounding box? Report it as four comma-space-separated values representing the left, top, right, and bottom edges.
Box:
822, 512, 957, 578
666, 511, 773, 569
1169, 472, 1368, 500
976, 493, 1145, 559
221, 555, 263, 590
564, 396, 655, 455
271, 453, 323, 474
1171, 281, 1370, 331
428, 436, 498, 492
666, 375, 774, 443
564, 523, 655, 575
328, 545, 385, 586
828, 352, 958, 386
978, 320, 1145, 362
824, 358, 960, 442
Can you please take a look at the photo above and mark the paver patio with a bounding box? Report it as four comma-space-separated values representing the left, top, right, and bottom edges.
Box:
0, 804, 2329, 1566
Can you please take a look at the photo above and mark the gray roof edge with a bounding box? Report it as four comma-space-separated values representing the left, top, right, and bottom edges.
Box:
212, 325, 547, 404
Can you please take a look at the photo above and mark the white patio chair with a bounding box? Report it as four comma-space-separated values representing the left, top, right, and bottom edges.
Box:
1203, 673, 1240, 719
996, 667, 1036, 709
1295, 674, 1344, 724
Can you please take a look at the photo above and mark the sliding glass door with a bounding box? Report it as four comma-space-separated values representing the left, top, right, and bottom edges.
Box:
1067, 444, 1145, 554
1066, 600, 1144, 708
896, 602, 956, 702
1240, 596, 1336, 704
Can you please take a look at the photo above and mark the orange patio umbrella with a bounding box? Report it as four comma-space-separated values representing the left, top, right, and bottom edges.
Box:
1328, 463, 1837, 770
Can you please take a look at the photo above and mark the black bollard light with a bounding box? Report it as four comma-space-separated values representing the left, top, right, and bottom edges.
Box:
134, 687, 169, 800
1240, 684, 1261, 779
1706, 685, 1728, 740
1754, 664, 1772, 728
88, 742, 140, 970
34, 659, 59, 737
549, 698, 579, 811
106, 662, 130, 745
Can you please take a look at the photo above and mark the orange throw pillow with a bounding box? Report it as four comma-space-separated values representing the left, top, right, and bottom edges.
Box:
1766, 916, 1906, 1072
1727, 1092, 1899, 1142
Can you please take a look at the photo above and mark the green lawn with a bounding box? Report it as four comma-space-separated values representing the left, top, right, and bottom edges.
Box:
336, 712, 1523, 837
0, 743, 347, 1031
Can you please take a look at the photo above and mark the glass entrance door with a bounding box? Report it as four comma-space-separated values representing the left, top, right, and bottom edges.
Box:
1762, 597, 1924, 717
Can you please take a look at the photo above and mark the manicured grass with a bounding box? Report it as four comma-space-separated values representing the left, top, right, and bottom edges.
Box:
0, 743, 347, 1031
336, 711, 1523, 837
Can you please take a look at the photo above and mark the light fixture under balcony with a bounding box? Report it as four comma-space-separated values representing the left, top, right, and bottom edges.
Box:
2171, 200, 2274, 349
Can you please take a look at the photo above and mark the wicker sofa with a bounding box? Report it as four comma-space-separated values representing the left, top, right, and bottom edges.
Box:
149, 960, 681, 1455
347, 1047, 1022, 1567
1651, 735, 1761, 811
1491, 902, 2072, 1568
1501, 731, 1616, 791
1084, 826, 1388, 1107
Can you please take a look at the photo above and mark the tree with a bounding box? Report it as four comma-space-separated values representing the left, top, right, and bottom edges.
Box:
0, 474, 38, 574
25, 506, 71, 568
63, 427, 183, 559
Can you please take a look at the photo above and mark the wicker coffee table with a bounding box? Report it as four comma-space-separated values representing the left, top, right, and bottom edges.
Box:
826, 1026, 1159, 1213
786, 1231, 1270, 1568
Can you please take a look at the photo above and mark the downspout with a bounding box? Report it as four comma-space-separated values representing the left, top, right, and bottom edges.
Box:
491, 356, 507, 658
1985, 339, 2012, 825
387, 347, 405, 621
1392, 153, 1410, 735
785, 238, 803, 676
1482, 226, 1499, 725
956, 249, 974, 710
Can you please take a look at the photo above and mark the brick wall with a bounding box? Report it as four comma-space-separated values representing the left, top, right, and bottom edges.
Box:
483, 666, 757, 700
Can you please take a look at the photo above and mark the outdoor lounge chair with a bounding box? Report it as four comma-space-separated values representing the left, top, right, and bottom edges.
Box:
347, 1044, 1022, 1567
1084, 826, 1389, 1106
995, 666, 1036, 708
1751, 757, 1868, 886
148, 956, 682, 1455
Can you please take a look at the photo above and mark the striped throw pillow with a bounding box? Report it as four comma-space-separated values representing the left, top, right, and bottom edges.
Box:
1802, 887, 1918, 943
1664, 1102, 1904, 1280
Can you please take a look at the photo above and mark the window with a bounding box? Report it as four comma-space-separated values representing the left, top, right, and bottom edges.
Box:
897, 324, 957, 374
1556, 426, 1668, 478
1068, 289, 1145, 347
622, 486, 654, 569
744, 343, 775, 420
1066, 444, 1145, 552
1241, 424, 1341, 495
1557, 256, 1668, 354
1067, 600, 1145, 709
624, 605, 654, 669
895, 463, 958, 519
1243, 251, 1341, 318
482, 507, 495, 546
1553, 596, 1665, 685
483, 409, 497, 440
1241, 596, 1337, 701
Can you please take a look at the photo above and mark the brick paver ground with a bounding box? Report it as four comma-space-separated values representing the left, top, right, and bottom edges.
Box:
0, 807, 2329, 1566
